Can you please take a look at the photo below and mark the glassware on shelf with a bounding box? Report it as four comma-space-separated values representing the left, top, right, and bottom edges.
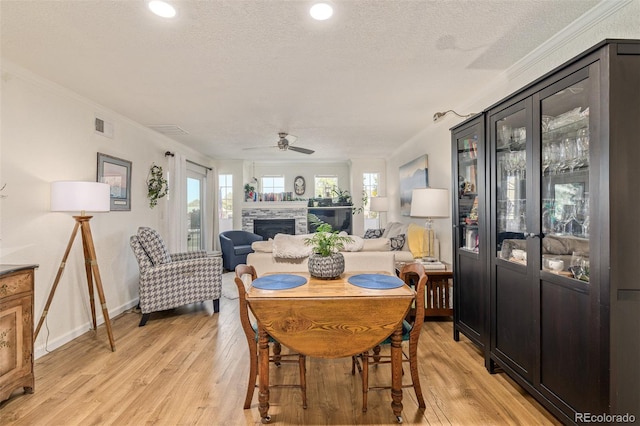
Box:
575, 196, 590, 237
563, 136, 579, 172
556, 204, 577, 235
569, 251, 589, 281
542, 142, 552, 174
576, 127, 590, 167
541, 200, 555, 234
549, 139, 563, 174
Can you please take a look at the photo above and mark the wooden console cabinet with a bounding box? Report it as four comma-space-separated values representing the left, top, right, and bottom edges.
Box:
0, 264, 37, 402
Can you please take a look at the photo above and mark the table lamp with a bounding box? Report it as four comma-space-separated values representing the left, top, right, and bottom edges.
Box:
35, 181, 116, 351
410, 188, 449, 261
369, 196, 389, 228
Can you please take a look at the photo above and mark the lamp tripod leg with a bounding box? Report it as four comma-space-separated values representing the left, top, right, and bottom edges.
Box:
81, 231, 98, 331
34, 221, 81, 340
80, 220, 116, 352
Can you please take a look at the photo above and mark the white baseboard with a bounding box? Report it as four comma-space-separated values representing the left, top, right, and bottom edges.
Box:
34, 299, 139, 360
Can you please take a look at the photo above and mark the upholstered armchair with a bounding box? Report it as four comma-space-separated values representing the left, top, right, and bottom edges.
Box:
219, 230, 263, 271
130, 227, 222, 326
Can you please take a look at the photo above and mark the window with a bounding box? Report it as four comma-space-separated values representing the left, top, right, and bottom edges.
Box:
261, 176, 284, 194
218, 174, 233, 233
187, 163, 207, 251
363, 172, 380, 228
314, 176, 339, 198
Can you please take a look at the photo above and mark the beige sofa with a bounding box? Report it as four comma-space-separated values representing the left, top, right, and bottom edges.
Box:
247, 249, 396, 276
246, 222, 439, 276
501, 234, 588, 272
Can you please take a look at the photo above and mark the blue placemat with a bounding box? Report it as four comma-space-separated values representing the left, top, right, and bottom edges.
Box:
252, 274, 307, 290
348, 274, 404, 289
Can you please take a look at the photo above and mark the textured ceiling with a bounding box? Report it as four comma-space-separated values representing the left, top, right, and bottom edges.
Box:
1, 0, 601, 161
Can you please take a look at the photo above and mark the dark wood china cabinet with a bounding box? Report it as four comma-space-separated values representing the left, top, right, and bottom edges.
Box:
451, 40, 640, 424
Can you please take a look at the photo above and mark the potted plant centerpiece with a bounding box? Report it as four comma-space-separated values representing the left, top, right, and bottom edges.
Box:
304, 223, 353, 279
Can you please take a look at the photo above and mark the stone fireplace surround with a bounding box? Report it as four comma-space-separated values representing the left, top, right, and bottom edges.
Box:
242, 203, 308, 236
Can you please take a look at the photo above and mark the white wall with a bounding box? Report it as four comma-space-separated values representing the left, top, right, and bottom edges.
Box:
388, 1, 640, 264
0, 61, 214, 358
388, 128, 453, 263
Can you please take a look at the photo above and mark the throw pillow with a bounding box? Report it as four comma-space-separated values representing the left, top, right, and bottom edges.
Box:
251, 240, 273, 253
137, 227, 171, 265
363, 228, 385, 239
361, 237, 390, 251
389, 234, 406, 251
340, 235, 364, 252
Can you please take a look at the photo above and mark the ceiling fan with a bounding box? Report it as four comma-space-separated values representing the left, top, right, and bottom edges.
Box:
244, 133, 315, 155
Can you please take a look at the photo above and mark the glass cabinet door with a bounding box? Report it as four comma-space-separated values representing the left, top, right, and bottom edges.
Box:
540, 78, 590, 282
457, 133, 480, 253
495, 108, 528, 264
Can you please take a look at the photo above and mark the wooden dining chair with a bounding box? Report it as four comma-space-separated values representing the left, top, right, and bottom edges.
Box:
351, 262, 427, 412
234, 264, 307, 409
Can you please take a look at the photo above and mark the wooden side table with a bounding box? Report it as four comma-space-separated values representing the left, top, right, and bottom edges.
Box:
396, 261, 454, 318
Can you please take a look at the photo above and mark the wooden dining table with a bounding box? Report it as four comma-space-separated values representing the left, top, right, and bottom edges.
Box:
246, 271, 415, 424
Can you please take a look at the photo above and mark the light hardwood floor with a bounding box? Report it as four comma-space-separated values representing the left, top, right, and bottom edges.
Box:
1, 272, 561, 425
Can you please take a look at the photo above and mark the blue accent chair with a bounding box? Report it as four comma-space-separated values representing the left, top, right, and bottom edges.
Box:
219, 230, 263, 271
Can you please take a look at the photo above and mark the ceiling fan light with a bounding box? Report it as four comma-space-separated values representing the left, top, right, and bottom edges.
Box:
148, 1, 176, 18
310, 3, 333, 21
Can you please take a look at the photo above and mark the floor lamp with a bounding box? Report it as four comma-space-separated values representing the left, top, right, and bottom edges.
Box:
369, 196, 389, 228
410, 188, 450, 262
35, 181, 116, 351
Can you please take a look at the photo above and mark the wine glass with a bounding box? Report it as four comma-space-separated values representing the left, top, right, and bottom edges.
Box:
563, 136, 579, 172
516, 150, 527, 179
556, 204, 576, 235
575, 197, 590, 237
576, 128, 590, 167
549, 140, 562, 174
542, 142, 552, 174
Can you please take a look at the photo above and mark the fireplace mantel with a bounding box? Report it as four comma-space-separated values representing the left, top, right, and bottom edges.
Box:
242, 203, 308, 235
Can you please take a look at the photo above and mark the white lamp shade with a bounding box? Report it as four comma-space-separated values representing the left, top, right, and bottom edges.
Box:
51, 181, 111, 213
369, 197, 389, 212
410, 188, 449, 218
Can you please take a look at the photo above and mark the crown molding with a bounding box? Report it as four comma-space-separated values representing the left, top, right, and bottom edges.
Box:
505, 0, 633, 80
456, 0, 634, 114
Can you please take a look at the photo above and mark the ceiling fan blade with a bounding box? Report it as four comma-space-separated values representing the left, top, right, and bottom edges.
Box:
243, 144, 278, 150
288, 145, 315, 155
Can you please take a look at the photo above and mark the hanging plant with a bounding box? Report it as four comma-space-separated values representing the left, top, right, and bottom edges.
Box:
147, 164, 168, 208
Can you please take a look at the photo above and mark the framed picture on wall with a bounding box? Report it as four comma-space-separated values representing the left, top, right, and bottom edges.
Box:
97, 152, 132, 211
399, 155, 429, 216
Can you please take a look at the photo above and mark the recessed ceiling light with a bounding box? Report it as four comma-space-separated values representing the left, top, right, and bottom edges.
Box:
310, 3, 333, 21
148, 1, 176, 18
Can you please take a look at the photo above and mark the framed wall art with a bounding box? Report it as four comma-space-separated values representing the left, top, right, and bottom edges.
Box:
399, 154, 429, 216
97, 152, 132, 211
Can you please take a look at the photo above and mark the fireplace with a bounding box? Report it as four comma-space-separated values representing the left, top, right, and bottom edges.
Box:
253, 219, 296, 240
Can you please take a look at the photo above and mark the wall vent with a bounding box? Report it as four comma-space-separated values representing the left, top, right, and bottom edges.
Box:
148, 124, 189, 135
94, 116, 114, 138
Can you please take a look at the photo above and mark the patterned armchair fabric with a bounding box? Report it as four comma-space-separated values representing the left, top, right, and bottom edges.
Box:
130, 227, 222, 326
